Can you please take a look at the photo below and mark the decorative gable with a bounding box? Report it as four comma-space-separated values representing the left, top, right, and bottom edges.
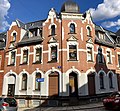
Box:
86, 38, 93, 44
48, 37, 57, 43
67, 35, 78, 41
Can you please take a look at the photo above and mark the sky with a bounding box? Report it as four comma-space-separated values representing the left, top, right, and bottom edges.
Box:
0, 0, 120, 33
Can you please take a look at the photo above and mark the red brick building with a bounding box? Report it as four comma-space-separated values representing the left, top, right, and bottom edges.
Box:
1, 0, 120, 106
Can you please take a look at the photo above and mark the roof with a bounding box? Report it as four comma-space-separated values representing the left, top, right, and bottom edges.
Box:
61, 0, 80, 13
17, 36, 43, 46
95, 25, 115, 47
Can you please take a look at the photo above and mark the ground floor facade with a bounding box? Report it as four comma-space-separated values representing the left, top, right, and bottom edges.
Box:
2, 67, 119, 106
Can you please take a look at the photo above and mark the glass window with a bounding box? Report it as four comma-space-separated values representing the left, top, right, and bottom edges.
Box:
98, 47, 103, 63
51, 46, 57, 62
87, 27, 91, 36
99, 73, 104, 89
13, 33, 16, 41
109, 73, 113, 88
23, 50, 28, 64
87, 47, 93, 61
107, 51, 111, 63
10, 51, 16, 65
35, 72, 41, 90
35, 48, 42, 63
118, 55, 120, 67
70, 23, 75, 33
69, 45, 77, 61
51, 25, 55, 36
22, 73, 27, 90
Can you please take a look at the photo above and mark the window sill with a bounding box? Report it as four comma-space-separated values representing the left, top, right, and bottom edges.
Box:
99, 88, 105, 90
33, 61, 42, 64
68, 60, 78, 62
107, 62, 112, 64
48, 34, 57, 37
87, 60, 93, 62
48, 60, 57, 63
7, 64, 15, 66
68, 32, 77, 35
20, 62, 28, 65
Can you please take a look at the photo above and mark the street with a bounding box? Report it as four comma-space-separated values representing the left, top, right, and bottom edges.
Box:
18, 102, 113, 111
18, 106, 111, 111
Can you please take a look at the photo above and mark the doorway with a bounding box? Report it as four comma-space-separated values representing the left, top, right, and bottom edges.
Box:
69, 72, 78, 96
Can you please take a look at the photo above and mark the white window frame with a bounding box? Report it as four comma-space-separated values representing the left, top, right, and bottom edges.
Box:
67, 41, 79, 61
20, 47, 30, 65
106, 49, 112, 64
48, 43, 59, 62
86, 43, 94, 62
8, 49, 17, 66
33, 45, 43, 64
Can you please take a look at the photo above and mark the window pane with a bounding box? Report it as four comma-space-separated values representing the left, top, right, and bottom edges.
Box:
23, 50, 28, 63
69, 45, 77, 60
51, 46, 57, 61
22, 74, 27, 90
35, 73, 41, 90
51, 25, 55, 35
107, 51, 111, 63
100, 73, 104, 89
109, 73, 113, 88
35, 48, 42, 63
70, 23, 75, 33
11, 51, 15, 64
87, 47, 92, 61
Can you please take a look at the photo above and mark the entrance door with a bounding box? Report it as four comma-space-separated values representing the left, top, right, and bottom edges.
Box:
88, 73, 95, 96
49, 72, 59, 96
69, 73, 78, 96
7, 84, 15, 97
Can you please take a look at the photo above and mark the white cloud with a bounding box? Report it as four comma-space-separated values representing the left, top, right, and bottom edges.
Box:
89, 0, 120, 21
102, 19, 120, 28
0, 0, 10, 32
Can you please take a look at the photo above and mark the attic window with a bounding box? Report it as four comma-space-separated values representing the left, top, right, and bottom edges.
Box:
12, 33, 16, 41
99, 32, 105, 40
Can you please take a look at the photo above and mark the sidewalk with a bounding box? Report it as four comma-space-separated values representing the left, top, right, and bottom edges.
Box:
18, 102, 103, 111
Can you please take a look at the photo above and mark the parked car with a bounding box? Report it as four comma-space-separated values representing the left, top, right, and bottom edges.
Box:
103, 91, 120, 110
0, 97, 18, 111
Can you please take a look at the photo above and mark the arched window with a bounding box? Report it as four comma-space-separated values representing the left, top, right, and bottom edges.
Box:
70, 23, 75, 33
98, 47, 103, 63
87, 26, 91, 36
99, 72, 104, 89
35, 72, 41, 90
51, 25, 55, 35
22, 73, 27, 90
109, 73, 113, 88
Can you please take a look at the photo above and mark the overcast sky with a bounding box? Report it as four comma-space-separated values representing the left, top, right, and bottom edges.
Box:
0, 0, 120, 32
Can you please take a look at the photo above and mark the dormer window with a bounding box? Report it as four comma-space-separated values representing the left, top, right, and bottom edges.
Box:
51, 25, 55, 36
70, 23, 75, 34
87, 26, 91, 36
99, 32, 104, 39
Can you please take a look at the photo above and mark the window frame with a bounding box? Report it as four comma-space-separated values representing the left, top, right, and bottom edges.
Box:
87, 47, 93, 62
70, 23, 75, 34
35, 72, 41, 91
21, 73, 27, 90
99, 72, 104, 89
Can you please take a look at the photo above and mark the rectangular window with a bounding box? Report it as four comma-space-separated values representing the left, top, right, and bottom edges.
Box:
51, 46, 57, 62
107, 51, 111, 64
13, 33, 16, 41
87, 47, 93, 62
99, 33, 104, 40
35, 48, 42, 63
10, 51, 16, 65
23, 50, 28, 64
118, 55, 120, 67
69, 45, 77, 61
